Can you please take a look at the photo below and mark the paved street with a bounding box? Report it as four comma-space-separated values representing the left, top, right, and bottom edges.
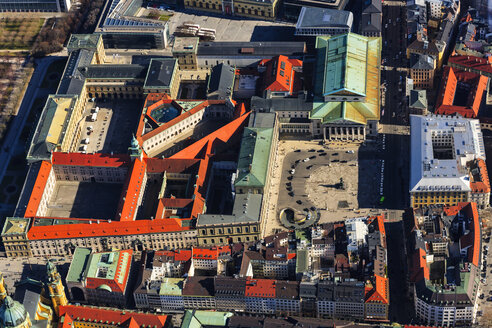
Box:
379, 2, 410, 211
386, 219, 413, 324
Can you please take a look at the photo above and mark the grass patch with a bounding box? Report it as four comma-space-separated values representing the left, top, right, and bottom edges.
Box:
0, 18, 44, 50
159, 15, 172, 21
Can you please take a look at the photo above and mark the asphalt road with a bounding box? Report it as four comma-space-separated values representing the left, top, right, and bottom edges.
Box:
0, 56, 61, 190
379, 3, 410, 211
386, 219, 414, 324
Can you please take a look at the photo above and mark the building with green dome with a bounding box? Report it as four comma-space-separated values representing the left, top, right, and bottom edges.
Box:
0, 296, 31, 328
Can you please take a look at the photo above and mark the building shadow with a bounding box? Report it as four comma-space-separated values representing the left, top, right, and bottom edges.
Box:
250, 25, 297, 42
356, 134, 410, 210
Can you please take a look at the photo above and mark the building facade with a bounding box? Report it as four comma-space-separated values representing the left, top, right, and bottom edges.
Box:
409, 115, 488, 208
183, 0, 279, 20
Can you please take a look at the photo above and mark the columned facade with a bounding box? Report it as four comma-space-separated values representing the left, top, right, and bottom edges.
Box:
323, 124, 365, 141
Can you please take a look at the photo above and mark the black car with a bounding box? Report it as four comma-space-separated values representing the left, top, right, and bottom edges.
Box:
317, 149, 324, 153
286, 182, 291, 186
332, 152, 339, 156
296, 200, 303, 205
287, 176, 293, 180
309, 156, 316, 159
289, 191, 294, 197
340, 160, 347, 163
319, 153, 327, 156
308, 149, 315, 152
310, 206, 316, 211
286, 186, 292, 192
487, 296, 492, 302
331, 159, 339, 163
306, 165, 313, 170
294, 149, 301, 152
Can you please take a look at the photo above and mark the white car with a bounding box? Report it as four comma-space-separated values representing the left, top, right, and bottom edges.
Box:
346, 150, 354, 154
303, 158, 310, 162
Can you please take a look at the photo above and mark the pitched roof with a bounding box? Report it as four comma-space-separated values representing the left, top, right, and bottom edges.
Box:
312, 33, 381, 125
27, 95, 78, 162
245, 278, 276, 298
84, 249, 133, 293
207, 63, 235, 100
435, 66, 487, 118
27, 217, 192, 240
259, 55, 302, 94
58, 305, 167, 328
25, 161, 52, 217
234, 127, 274, 188
363, 0, 382, 13
409, 90, 428, 109
144, 58, 178, 89
52, 152, 131, 168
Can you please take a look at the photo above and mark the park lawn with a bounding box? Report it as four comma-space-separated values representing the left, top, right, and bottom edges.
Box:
0, 18, 44, 50
159, 15, 171, 21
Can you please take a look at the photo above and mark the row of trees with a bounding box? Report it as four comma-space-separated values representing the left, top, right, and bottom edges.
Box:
31, 0, 105, 57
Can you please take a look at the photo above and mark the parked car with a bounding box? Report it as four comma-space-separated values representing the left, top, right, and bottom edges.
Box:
296, 200, 303, 205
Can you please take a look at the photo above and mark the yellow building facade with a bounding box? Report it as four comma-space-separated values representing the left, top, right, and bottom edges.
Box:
410, 191, 469, 208
184, 0, 278, 20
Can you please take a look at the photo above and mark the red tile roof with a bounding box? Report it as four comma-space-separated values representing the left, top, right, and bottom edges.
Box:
463, 202, 480, 267
140, 99, 227, 142
259, 55, 302, 95
25, 161, 52, 217
117, 157, 146, 221
470, 159, 491, 194
156, 249, 192, 262
436, 66, 488, 118
27, 217, 191, 240
365, 274, 389, 304
58, 305, 168, 328
245, 278, 276, 298
192, 246, 231, 260
410, 248, 430, 283
170, 111, 250, 160
448, 55, 492, 76
85, 249, 133, 293
52, 152, 131, 167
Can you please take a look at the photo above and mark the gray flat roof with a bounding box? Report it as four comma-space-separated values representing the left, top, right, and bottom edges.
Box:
197, 194, 263, 226
197, 42, 305, 57
144, 58, 177, 89
296, 7, 353, 29
251, 96, 312, 112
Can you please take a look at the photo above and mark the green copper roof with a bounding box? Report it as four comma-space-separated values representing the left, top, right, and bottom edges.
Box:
234, 127, 274, 189
181, 310, 232, 328
315, 33, 371, 97
67, 34, 101, 51
66, 247, 92, 283
159, 278, 184, 296
312, 33, 381, 125
0, 297, 28, 328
